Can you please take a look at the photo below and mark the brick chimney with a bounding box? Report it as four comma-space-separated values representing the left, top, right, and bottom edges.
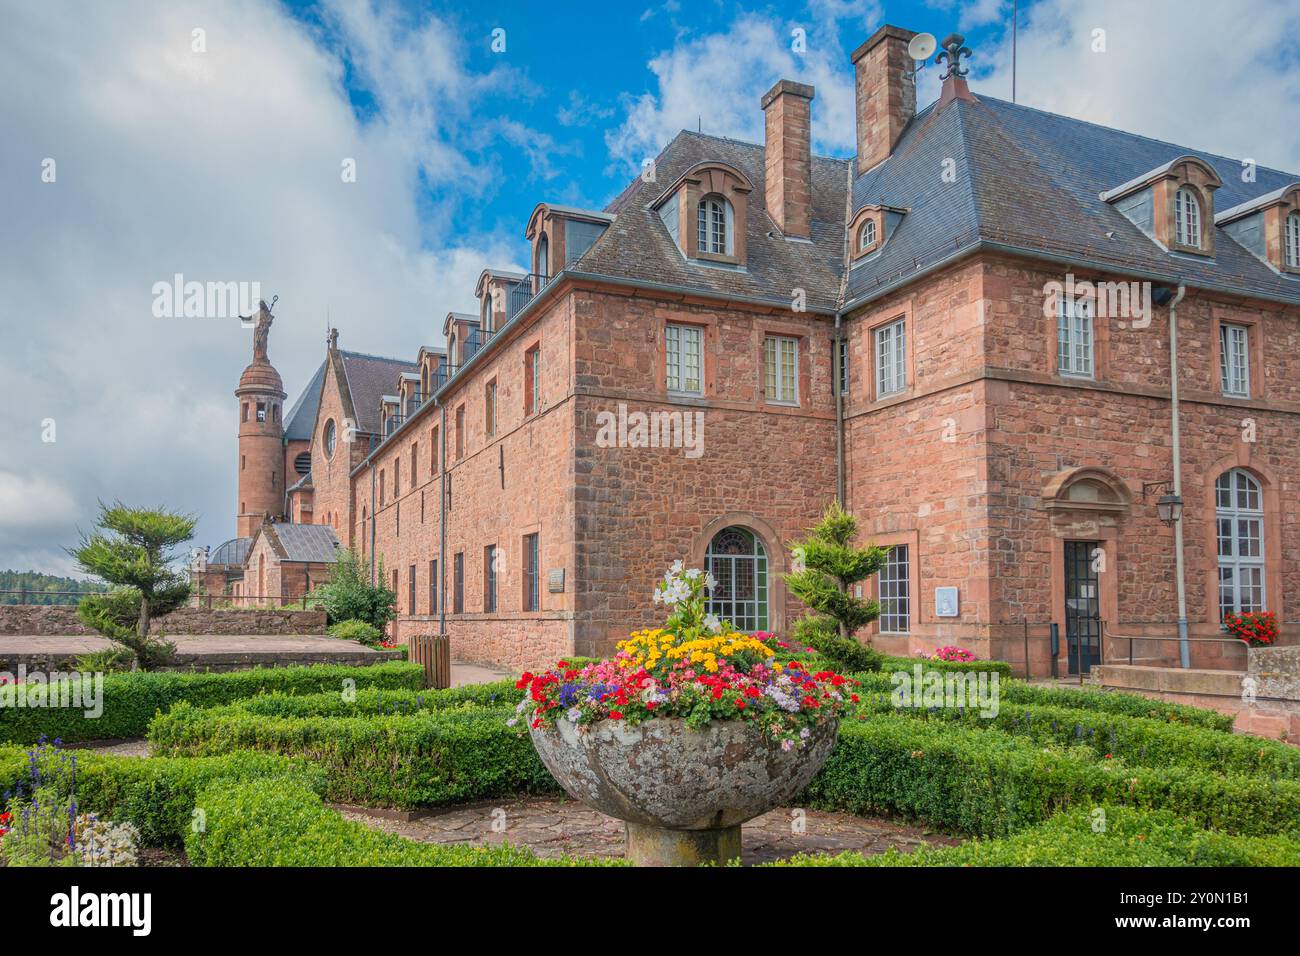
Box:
851, 25, 917, 175
761, 79, 815, 239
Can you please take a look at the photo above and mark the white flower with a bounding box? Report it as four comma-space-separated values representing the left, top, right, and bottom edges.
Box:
566, 707, 582, 722
506, 717, 518, 727
684, 567, 701, 580
703, 613, 722, 633
705, 572, 717, 591
670, 559, 684, 575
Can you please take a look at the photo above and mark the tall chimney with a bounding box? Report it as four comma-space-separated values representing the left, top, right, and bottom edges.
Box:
762, 79, 815, 239
851, 25, 917, 175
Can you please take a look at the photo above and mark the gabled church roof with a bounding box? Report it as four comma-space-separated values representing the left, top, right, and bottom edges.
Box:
283, 360, 327, 442
338, 350, 417, 435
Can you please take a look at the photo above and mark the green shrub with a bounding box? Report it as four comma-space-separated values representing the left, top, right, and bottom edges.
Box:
879, 655, 1015, 679
846, 671, 1234, 731
0, 745, 324, 846
793, 616, 883, 673
310, 549, 396, 629
854, 696, 1300, 779
774, 806, 1300, 867
148, 705, 557, 809
0, 661, 425, 745
224, 681, 521, 719
805, 715, 1300, 837
327, 619, 382, 645
184, 777, 619, 867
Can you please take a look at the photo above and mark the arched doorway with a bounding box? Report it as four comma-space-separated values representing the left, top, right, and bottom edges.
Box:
704, 526, 769, 632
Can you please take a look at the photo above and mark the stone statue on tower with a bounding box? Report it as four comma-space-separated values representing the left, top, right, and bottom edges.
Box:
252, 299, 274, 362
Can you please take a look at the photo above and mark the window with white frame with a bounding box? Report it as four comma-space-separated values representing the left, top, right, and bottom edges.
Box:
1175, 187, 1202, 248
874, 318, 906, 397
763, 335, 798, 403
1216, 469, 1265, 620
697, 195, 732, 255
837, 338, 849, 396
666, 324, 703, 394
858, 218, 876, 252
1057, 295, 1094, 377
878, 545, 910, 633
1286, 212, 1300, 268
1219, 323, 1250, 397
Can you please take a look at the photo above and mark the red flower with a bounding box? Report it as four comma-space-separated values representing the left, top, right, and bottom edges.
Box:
735, 700, 746, 710
609, 710, 624, 720
803, 696, 820, 708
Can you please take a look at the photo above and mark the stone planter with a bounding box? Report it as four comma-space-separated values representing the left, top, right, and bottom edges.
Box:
528, 715, 838, 866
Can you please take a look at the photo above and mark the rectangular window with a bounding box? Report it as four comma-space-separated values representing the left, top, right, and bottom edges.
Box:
878, 545, 910, 634
763, 335, 798, 404
395, 501, 400, 537
408, 564, 416, 615
837, 338, 849, 396
455, 405, 465, 460
430, 426, 439, 474
523, 533, 539, 612
874, 318, 907, 397
453, 552, 464, 614
485, 379, 497, 436
666, 324, 703, 394
394, 459, 400, 496
525, 345, 541, 415
428, 559, 438, 615
256, 402, 267, 422
1220, 323, 1250, 397
411, 443, 418, 485
484, 545, 498, 613
1057, 295, 1094, 377
241, 403, 249, 422
379, 470, 386, 507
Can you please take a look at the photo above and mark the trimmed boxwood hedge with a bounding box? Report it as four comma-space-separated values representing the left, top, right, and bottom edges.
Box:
879, 656, 1015, 679
0, 745, 325, 845
806, 715, 1300, 837
849, 671, 1234, 732
0, 661, 425, 745
773, 805, 1300, 867
184, 777, 620, 867
224, 680, 522, 719
850, 694, 1300, 779
148, 704, 558, 809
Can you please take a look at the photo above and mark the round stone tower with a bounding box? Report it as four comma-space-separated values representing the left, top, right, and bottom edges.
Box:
235, 301, 287, 538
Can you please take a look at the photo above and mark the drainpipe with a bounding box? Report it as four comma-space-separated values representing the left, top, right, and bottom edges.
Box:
1167, 284, 1190, 668
438, 399, 447, 635
833, 313, 845, 506
368, 455, 377, 586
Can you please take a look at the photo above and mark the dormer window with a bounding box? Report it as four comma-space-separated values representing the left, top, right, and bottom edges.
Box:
697, 195, 732, 255
858, 219, 876, 252
1175, 187, 1202, 248
1287, 212, 1300, 268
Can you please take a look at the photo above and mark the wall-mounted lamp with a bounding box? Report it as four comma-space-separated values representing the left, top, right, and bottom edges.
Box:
1142, 480, 1183, 526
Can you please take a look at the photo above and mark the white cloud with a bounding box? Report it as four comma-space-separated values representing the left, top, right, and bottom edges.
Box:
604, 11, 877, 174
971, 0, 1300, 171
0, 0, 528, 572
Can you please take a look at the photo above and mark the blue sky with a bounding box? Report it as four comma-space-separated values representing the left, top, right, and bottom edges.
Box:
3, 0, 1299, 574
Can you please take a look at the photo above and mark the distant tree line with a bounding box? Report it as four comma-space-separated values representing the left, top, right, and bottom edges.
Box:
0, 570, 109, 605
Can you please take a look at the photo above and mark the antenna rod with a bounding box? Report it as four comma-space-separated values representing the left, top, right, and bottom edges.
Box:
1012, 0, 1018, 103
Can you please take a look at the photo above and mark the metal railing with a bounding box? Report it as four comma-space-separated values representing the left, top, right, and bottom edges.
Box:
0, 587, 108, 607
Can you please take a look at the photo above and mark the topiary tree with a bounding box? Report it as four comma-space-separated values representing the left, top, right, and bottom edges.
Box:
783, 501, 887, 671
310, 549, 396, 630
68, 502, 196, 670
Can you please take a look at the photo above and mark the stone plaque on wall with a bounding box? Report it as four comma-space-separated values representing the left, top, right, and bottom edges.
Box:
547, 568, 565, 593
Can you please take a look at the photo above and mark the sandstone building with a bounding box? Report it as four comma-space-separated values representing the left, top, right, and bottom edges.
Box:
201, 26, 1300, 675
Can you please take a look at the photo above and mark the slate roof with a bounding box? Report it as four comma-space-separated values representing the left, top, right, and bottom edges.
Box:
846, 93, 1300, 306
283, 360, 327, 441
208, 537, 250, 567
261, 523, 340, 564
577, 130, 850, 313
338, 350, 418, 434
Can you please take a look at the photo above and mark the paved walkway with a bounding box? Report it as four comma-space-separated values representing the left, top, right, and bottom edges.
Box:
340, 796, 959, 864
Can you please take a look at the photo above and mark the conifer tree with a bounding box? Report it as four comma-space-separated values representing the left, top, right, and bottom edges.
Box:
783, 501, 887, 668
69, 502, 195, 670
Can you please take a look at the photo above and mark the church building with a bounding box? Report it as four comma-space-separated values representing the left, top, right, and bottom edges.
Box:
199, 26, 1300, 675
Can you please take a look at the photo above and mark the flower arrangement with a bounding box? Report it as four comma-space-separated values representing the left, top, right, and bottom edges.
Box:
930, 645, 977, 663
512, 562, 858, 750
1223, 610, 1280, 647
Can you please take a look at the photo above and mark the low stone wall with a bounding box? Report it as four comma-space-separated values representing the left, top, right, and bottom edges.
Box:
0, 604, 327, 637
394, 614, 572, 672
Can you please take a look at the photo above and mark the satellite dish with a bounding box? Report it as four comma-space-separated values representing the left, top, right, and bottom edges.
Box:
908, 32, 937, 62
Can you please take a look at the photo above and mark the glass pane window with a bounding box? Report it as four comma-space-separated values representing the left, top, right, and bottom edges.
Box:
1057, 295, 1094, 377
763, 336, 798, 403
523, 534, 540, 612
705, 527, 768, 632
874, 318, 907, 397
1215, 469, 1265, 620
1219, 323, 1250, 397
697, 196, 730, 255
837, 339, 849, 396
666, 324, 703, 394
1287, 213, 1300, 268
1175, 187, 1201, 248
878, 545, 910, 633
